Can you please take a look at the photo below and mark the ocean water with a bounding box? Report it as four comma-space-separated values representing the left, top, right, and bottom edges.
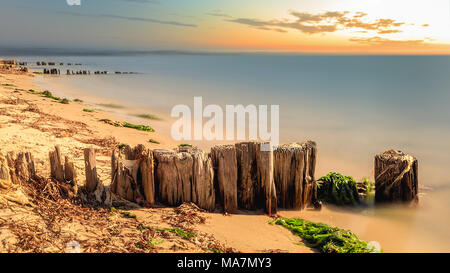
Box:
15, 54, 450, 251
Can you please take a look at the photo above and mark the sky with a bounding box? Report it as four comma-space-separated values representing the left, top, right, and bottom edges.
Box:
1, 0, 450, 54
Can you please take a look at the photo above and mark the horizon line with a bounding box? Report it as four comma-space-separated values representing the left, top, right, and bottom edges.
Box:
1, 47, 450, 57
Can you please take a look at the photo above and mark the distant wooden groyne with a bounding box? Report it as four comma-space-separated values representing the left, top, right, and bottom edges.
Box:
0, 59, 17, 65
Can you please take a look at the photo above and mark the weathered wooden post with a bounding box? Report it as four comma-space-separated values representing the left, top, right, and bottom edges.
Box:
49, 145, 64, 181
64, 156, 77, 193
7, 152, 36, 184
182, 146, 215, 211
111, 144, 154, 206
153, 149, 193, 206
80, 148, 111, 206
375, 150, 418, 203
210, 145, 238, 213
235, 142, 257, 210
49, 146, 77, 190
0, 154, 11, 186
84, 148, 99, 192
234, 142, 277, 214
255, 142, 277, 215
273, 141, 317, 209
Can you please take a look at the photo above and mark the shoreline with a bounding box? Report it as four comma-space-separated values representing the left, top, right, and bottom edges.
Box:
1, 68, 449, 253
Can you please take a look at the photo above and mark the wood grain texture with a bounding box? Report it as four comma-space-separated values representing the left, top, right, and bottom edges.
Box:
375, 150, 418, 203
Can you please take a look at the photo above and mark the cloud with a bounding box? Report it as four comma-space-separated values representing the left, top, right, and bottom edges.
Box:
206, 10, 233, 18
226, 10, 409, 35
349, 36, 425, 46
59, 11, 197, 28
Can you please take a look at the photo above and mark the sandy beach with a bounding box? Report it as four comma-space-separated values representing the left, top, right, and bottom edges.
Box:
1, 66, 449, 253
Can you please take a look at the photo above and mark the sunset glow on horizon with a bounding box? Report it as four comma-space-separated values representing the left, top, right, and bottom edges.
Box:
1, 0, 450, 54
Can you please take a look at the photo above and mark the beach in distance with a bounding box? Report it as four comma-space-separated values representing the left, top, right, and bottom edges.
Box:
1, 54, 450, 252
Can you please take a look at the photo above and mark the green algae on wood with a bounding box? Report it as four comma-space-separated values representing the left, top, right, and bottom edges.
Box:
273, 218, 375, 253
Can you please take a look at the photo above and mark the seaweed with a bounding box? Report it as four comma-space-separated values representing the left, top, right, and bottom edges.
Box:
41, 90, 62, 101
28, 90, 65, 102
137, 224, 152, 230
136, 113, 161, 120
147, 238, 164, 247
148, 139, 160, 144
60, 98, 70, 104
179, 144, 192, 147
274, 218, 375, 253
99, 119, 123, 127
97, 103, 124, 109
99, 119, 155, 132
123, 122, 155, 132
317, 172, 360, 206
164, 228, 195, 239
83, 108, 95, 113
120, 211, 137, 219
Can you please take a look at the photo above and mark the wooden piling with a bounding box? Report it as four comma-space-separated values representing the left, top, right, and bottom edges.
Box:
111, 144, 154, 206
49, 145, 64, 182
84, 148, 99, 192
375, 150, 418, 203
235, 142, 257, 210
184, 146, 215, 211
6, 152, 36, 184
255, 142, 277, 215
153, 149, 193, 206
273, 141, 317, 209
210, 145, 238, 213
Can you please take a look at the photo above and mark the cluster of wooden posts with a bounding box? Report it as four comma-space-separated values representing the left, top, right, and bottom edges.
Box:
42, 141, 316, 214
67, 70, 92, 75
36, 62, 78, 66
107, 141, 318, 214
0, 59, 17, 65
43, 68, 60, 75
1, 141, 418, 213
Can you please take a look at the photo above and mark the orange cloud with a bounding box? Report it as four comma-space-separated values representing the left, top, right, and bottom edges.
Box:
226, 10, 409, 36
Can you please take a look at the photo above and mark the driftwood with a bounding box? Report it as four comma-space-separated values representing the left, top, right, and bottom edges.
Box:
273, 141, 317, 209
210, 145, 238, 213
375, 150, 418, 203
110, 144, 154, 206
